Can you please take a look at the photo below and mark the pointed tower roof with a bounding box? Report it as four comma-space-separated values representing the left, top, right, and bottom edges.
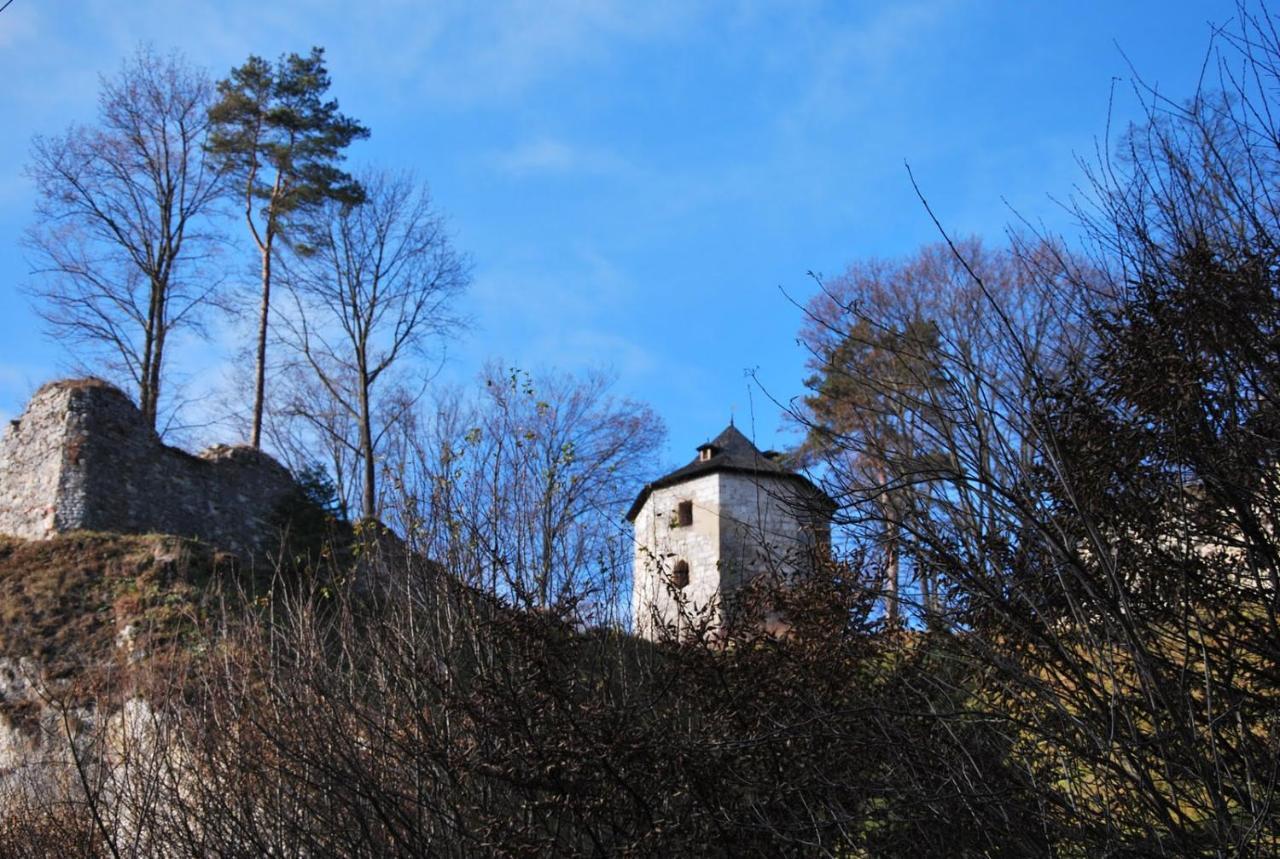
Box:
625, 424, 830, 521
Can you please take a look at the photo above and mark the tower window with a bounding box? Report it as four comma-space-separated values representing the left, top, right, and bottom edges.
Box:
677, 500, 693, 527
671, 560, 690, 589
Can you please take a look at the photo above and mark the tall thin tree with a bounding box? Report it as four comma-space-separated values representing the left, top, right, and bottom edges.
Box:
280, 170, 469, 519
207, 47, 368, 449
25, 46, 226, 430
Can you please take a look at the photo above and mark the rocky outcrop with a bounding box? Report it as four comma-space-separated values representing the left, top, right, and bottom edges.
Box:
0, 532, 224, 841
0, 379, 296, 558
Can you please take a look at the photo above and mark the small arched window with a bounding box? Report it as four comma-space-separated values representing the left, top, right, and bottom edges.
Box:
671, 560, 690, 589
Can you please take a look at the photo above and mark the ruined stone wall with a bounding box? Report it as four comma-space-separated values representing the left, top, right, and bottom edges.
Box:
0, 379, 296, 558
0, 383, 74, 540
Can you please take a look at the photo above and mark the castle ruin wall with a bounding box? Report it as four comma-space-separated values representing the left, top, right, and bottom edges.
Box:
0, 380, 296, 558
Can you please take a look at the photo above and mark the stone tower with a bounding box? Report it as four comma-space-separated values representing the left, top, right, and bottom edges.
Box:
627, 423, 832, 639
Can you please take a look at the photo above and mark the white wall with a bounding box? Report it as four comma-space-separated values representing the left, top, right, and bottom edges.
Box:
631, 473, 721, 639
631, 471, 829, 639
718, 471, 824, 587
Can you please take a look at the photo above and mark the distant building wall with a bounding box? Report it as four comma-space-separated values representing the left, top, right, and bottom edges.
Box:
717, 471, 828, 587
0, 379, 296, 558
631, 470, 830, 639
631, 473, 722, 639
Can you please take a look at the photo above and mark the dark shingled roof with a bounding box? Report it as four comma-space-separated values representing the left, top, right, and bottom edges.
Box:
625, 423, 832, 522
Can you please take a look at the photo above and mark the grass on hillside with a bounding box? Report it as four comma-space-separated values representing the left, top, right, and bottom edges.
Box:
0, 532, 236, 680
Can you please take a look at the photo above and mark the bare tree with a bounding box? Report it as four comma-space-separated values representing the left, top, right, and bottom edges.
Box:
782, 4, 1280, 851
795, 237, 1087, 626
279, 170, 469, 520
25, 46, 226, 430
398, 365, 665, 615
260, 362, 362, 518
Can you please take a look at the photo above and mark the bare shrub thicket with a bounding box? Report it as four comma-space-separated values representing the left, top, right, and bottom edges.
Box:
0, 545, 1057, 857
792, 3, 1280, 853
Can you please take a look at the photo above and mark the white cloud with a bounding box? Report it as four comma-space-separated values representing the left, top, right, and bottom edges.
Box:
493, 137, 631, 176
777, 0, 962, 134
403, 0, 699, 101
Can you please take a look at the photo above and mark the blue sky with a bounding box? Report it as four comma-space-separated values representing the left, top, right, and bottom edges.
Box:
0, 0, 1241, 471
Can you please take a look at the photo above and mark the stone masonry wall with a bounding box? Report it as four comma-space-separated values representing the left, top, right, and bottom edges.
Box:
631, 473, 722, 638
632, 471, 831, 639
0, 384, 71, 540
0, 379, 296, 558
718, 471, 828, 587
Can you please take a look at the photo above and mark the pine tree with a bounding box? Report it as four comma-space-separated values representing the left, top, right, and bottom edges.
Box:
207, 47, 368, 449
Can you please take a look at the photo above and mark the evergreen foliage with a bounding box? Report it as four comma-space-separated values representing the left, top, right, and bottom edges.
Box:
207, 47, 369, 449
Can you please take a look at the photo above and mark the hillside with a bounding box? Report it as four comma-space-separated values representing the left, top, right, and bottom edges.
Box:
0, 532, 231, 683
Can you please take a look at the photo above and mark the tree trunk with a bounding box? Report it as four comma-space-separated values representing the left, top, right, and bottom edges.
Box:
250, 237, 272, 449
875, 466, 901, 626
359, 377, 376, 519
139, 284, 159, 429
148, 324, 166, 432
883, 524, 900, 627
